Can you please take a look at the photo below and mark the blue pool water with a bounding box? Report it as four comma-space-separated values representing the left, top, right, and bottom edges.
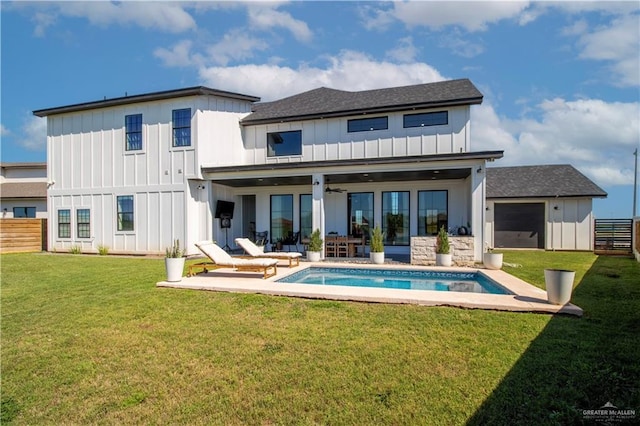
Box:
276, 267, 512, 295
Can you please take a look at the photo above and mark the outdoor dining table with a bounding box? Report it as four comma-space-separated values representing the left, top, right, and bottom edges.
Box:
301, 235, 366, 257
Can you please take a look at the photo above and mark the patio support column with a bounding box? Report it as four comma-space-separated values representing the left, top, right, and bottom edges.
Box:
470, 162, 487, 262
311, 173, 325, 258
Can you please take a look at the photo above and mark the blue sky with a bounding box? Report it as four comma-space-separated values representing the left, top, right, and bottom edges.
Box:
1, 1, 639, 218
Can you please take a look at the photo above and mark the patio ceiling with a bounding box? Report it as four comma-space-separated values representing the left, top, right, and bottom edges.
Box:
203, 150, 502, 188
208, 168, 472, 188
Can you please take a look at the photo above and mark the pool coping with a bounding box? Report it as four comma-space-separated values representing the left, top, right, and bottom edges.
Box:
156, 261, 583, 316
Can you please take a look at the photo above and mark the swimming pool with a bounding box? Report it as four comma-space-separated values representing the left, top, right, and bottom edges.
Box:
276, 267, 512, 295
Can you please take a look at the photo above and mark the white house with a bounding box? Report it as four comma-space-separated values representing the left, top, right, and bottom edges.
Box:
0, 162, 48, 219
34, 79, 503, 260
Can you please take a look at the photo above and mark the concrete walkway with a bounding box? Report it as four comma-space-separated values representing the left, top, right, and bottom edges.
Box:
156, 261, 583, 317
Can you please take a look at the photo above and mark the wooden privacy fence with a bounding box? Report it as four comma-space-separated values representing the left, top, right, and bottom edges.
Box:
594, 218, 632, 256
0, 218, 47, 253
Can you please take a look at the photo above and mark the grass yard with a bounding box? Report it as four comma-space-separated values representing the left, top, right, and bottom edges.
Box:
1, 251, 638, 424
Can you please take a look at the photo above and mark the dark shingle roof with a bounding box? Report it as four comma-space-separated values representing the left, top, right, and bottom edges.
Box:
242, 78, 483, 125
0, 182, 47, 198
487, 165, 607, 199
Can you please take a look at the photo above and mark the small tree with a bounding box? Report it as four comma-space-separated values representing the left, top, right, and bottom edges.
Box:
370, 225, 384, 253
436, 226, 450, 254
308, 229, 323, 252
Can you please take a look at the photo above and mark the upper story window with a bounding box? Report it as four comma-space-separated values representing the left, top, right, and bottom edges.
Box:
125, 114, 142, 151
267, 130, 302, 157
347, 116, 388, 132
13, 207, 36, 218
117, 195, 134, 232
172, 108, 191, 147
403, 111, 448, 128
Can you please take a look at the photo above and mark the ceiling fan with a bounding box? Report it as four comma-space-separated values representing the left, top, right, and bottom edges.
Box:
325, 186, 346, 193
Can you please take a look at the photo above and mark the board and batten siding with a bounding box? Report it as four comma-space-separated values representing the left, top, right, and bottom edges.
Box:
46, 94, 253, 254
485, 198, 595, 251
241, 106, 471, 165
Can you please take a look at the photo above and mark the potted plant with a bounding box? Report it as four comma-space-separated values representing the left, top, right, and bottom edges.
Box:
165, 239, 186, 282
483, 242, 503, 270
370, 225, 385, 264
307, 229, 323, 262
544, 269, 576, 305
435, 226, 452, 266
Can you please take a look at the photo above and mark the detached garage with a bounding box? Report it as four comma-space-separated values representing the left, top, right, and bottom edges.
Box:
485, 165, 607, 251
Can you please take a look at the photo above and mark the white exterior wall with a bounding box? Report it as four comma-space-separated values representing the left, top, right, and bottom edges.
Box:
46, 94, 253, 254
242, 106, 470, 165
485, 198, 595, 251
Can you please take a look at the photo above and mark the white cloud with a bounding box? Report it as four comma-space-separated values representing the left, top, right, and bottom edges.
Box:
475, 98, 640, 186
372, 1, 532, 32
198, 50, 445, 101
0, 124, 10, 137
207, 29, 270, 66
22, 2, 197, 35
438, 31, 485, 58
154, 40, 199, 68
573, 14, 640, 87
385, 37, 418, 63
247, 4, 313, 42
18, 116, 47, 152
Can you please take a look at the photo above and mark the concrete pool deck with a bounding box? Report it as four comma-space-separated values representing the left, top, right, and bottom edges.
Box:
156, 261, 583, 316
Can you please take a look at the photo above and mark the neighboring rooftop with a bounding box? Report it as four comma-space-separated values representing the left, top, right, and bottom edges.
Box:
242, 78, 483, 125
487, 165, 607, 199
1, 162, 47, 169
33, 87, 260, 117
0, 182, 47, 198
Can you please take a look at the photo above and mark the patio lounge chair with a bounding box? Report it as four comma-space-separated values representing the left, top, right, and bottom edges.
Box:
235, 237, 302, 268
190, 241, 278, 279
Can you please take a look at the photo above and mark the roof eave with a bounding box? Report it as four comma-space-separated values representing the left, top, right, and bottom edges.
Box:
34, 86, 260, 117
241, 96, 483, 126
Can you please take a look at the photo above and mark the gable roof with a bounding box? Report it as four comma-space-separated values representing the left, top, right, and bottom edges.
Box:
33, 86, 260, 117
486, 165, 607, 199
242, 78, 483, 125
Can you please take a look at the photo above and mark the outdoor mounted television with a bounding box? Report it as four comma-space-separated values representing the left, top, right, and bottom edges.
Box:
214, 200, 235, 219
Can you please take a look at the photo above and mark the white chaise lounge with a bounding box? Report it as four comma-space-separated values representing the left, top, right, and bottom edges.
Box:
235, 237, 302, 268
191, 241, 278, 279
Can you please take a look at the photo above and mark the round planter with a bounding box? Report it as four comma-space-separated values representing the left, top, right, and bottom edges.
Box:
483, 253, 503, 270
307, 251, 321, 262
544, 269, 576, 305
165, 257, 186, 282
436, 253, 452, 267
370, 252, 385, 264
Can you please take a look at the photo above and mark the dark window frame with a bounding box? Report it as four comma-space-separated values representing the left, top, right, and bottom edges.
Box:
403, 111, 448, 128
58, 209, 71, 239
299, 194, 312, 240
125, 114, 143, 151
172, 108, 192, 147
382, 191, 410, 246
267, 130, 302, 157
117, 195, 134, 232
418, 190, 448, 236
347, 192, 374, 242
347, 116, 388, 133
77, 208, 91, 239
270, 194, 294, 244
13, 207, 36, 218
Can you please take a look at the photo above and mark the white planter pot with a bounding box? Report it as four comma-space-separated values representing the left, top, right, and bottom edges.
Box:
483, 253, 503, 270
436, 253, 452, 267
544, 269, 575, 305
165, 257, 186, 282
307, 251, 321, 262
370, 252, 385, 264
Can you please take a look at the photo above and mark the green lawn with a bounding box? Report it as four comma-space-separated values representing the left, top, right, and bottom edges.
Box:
1, 251, 638, 424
